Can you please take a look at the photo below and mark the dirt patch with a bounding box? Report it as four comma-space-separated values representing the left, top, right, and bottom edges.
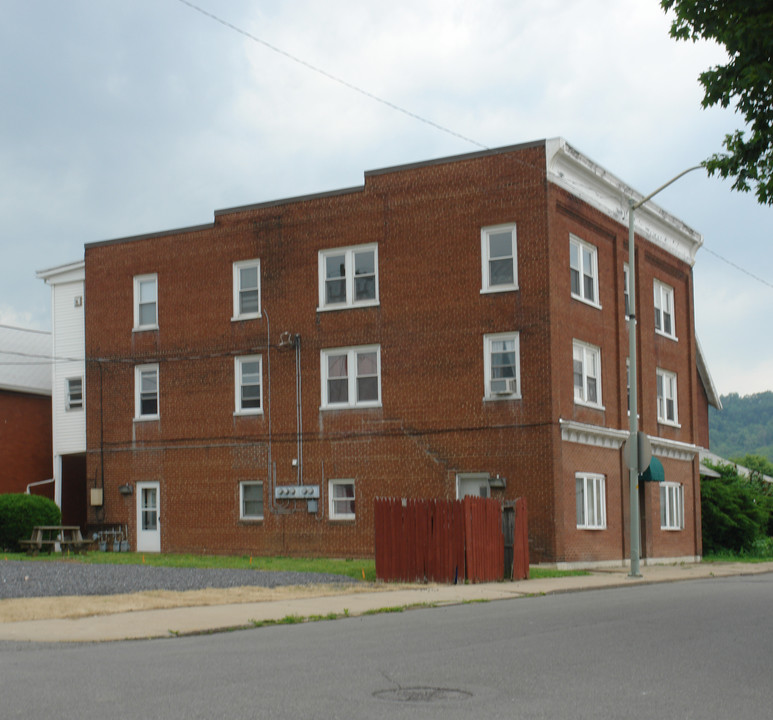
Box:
0, 583, 393, 623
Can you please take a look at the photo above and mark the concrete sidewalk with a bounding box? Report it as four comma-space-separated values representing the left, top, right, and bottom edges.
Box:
2, 561, 771, 643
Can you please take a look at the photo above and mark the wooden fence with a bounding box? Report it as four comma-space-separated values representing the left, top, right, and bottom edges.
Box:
375, 496, 527, 583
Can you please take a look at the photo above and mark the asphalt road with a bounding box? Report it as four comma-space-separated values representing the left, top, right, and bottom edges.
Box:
2, 573, 772, 719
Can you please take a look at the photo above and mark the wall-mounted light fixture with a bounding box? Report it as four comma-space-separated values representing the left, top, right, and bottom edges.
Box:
118, 484, 133, 496
489, 475, 507, 489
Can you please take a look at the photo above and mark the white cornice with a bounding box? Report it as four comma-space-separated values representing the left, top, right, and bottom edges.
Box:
559, 419, 629, 449
651, 435, 699, 462
560, 419, 698, 462
36, 260, 85, 285
545, 138, 703, 267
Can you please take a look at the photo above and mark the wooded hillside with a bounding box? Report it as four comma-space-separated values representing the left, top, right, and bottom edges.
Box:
710, 392, 773, 462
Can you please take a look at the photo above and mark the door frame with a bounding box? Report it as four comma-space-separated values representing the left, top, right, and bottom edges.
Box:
136, 481, 161, 553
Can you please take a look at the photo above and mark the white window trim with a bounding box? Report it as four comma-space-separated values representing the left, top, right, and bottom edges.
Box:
660, 482, 684, 530
234, 355, 263, 416
483, 332, 521, 401
232, 259, 261, 321
134, 363, 159, 421
320, 345, 381, 410
240, 481, 264, 521
480, 223, 518, 294
66, 377, 83, 411
573, 340, 603, 409
569, 234, 601, 309
654, 279, 677, 340
328, 479, 356, 520
133, 274, 158, 331
656, 368, 680, 427
317, 244, 379, 311
576, 472, 607, 530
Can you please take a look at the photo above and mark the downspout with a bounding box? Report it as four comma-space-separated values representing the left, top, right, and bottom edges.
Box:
295, 334, 303, 486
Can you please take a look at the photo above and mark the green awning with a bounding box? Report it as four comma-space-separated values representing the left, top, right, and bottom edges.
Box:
641, 456, 665, 483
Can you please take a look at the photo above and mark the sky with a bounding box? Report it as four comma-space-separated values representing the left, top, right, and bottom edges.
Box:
1, 0, 771, 397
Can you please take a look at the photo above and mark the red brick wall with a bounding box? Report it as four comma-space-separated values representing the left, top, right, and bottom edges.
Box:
83, 143, 702, 563
0, 390, 53, 494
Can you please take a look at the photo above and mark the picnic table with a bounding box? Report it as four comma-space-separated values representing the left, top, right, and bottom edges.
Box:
19, 526, 93, 556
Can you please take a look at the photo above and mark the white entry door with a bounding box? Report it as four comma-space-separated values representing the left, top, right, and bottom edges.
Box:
136, 481, 161, 552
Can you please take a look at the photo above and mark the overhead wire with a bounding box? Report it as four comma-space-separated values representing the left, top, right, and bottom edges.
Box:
174, 0, 488, 151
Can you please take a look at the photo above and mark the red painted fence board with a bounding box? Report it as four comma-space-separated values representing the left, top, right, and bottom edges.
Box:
375, 496, 522, 583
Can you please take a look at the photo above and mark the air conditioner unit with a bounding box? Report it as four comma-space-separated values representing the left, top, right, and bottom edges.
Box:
494, 378, 517, 395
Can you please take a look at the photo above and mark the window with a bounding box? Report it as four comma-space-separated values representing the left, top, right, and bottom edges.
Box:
240, 482, 264, 520
233, 260, 261, 319
66, 377, 83, 411
657, 369, 679, 425
660, 482, 684, 530
329, 479, 355, 520
623, 263, 630, 318
235, 355, 262, 414
481, 224, 517, 292
654, 280, 676, 338
318, 245, 378, 309
133, 274, 158, 330
570, 235, 599, 306
573, 341, 602, 408
576, 473, 606, 529
484, 332, 520, 399
321, 346, 381, 409
135, 364, 159, 419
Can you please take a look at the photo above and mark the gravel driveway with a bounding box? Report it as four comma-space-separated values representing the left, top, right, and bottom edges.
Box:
0, 561, 358, 600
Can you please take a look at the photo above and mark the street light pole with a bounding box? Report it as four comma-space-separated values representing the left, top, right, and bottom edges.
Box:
627, 165, 701, 578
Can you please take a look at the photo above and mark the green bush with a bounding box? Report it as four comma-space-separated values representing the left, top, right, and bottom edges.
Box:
0, 494, 61, 551
701, 463, 772, 554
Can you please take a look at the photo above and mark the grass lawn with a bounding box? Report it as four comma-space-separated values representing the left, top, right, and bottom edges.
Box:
2, 549, 592, 582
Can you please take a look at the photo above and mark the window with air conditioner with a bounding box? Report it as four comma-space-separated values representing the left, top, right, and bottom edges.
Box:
484, 332, 520, 400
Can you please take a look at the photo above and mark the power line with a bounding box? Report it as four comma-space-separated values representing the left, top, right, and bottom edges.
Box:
175, 0, 488, 151
701, 245, 773, 291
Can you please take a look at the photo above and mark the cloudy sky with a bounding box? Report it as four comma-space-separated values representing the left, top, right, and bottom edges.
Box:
2, 0, 771, 397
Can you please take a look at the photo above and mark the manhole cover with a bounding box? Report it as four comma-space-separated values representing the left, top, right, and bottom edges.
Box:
374, 687, 472, 703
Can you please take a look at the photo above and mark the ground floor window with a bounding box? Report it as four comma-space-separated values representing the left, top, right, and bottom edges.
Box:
576, 472, 606, 529
660, 482, 684, 530
329, 479, 355, 520
240, 481, 264, 520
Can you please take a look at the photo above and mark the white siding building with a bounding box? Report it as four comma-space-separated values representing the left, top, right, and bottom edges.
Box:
37, 261, 86, 515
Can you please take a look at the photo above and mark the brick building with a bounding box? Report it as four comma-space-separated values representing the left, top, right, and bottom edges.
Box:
0, 325, 53, 498
74, 139, 720, 565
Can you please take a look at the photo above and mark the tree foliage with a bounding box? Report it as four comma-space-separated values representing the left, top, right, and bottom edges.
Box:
709, 391, 773, 461
701, 462, 773, 553
661, 0, 773, 205
0, 494, 61, 551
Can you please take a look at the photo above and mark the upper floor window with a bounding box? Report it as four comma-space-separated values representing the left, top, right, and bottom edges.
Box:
654, 279, 676, 339
135, 364, 159, 420
233, 260, 261, 320
133, 274, 158, 330
481, 224, 517, 293
235, 355, 263, 415
321, 345, 381, 409
657, 368, 679, 426
484, 332, 520, 400
66, 377, 83, 411
576, 473, 606, 529
240, 481, 264, 521
318, 244, 378, 310
660, 482, 684, 530
570, 235, 599, 307
573, 340, 602, 408
329, 479, 356, 520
